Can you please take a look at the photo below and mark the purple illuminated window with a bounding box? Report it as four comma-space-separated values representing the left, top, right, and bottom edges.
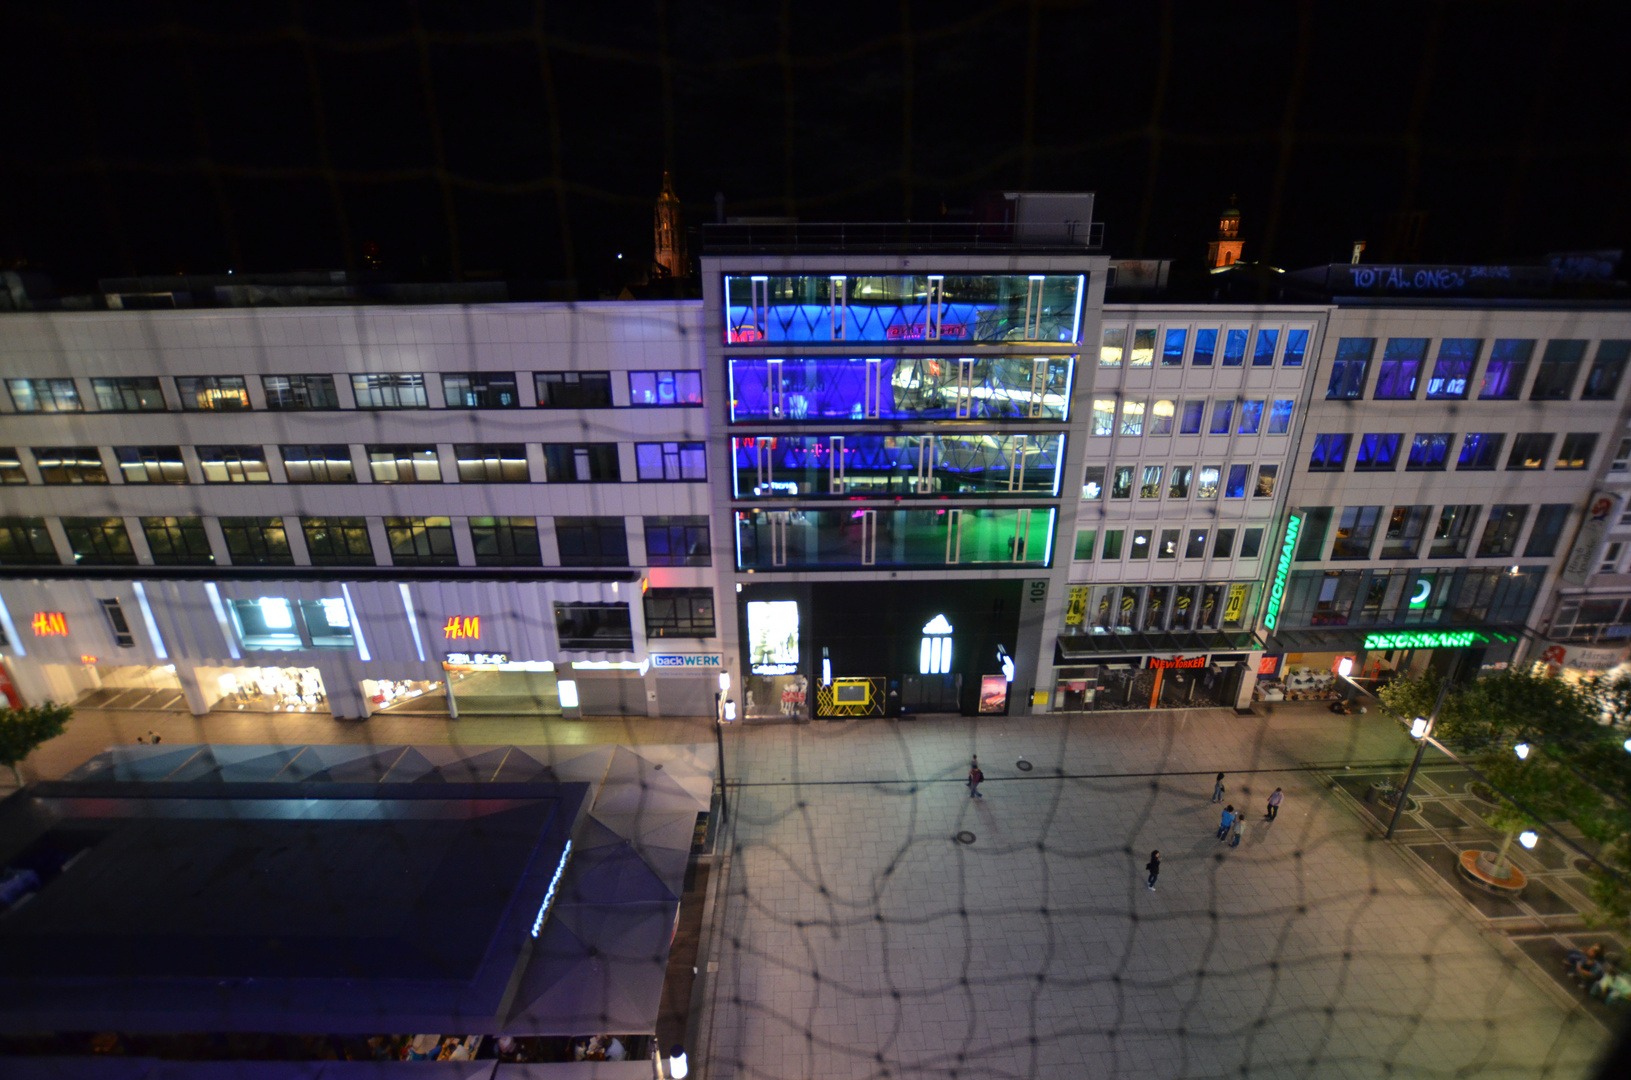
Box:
1373, 338, 1427, 399
1478, 339, 1535, 399
1426, 339, 1479, 399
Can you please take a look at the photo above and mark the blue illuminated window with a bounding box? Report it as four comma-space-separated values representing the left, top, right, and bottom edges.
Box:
1224, 464, 1249, 498
1326, 338, 1375, 399
1252, 329, 1279, 366
1192, 329, 1217, 366
1180, 400, 1205, 434
1210, 400, 1234, 434
1426, 339, 1479, 399
1478, 339, 1535, 400
1308, 434, 1350, 471
1457, 432, 1504, 470
1238, 400, 1264, 435
1221, 329, 1249, 367
1373, 338, 1427, 399
1282, 329, 1309, 367
1355, 433, 1402, 471
1162, 328, 1187, 366
1406, 433, 1451, 471
1267, 399, 1294, 434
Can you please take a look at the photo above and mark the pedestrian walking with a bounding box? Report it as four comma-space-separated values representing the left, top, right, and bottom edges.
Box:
968, 760, 984, 798
1211, 772, 1226, 803
1266, 788, 1284, 821
1230, 810, 1245, 848
1145, 850, 1161, 891
1216, 804, 1236, 840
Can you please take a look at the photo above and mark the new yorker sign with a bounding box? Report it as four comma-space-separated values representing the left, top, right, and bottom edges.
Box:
1262, 513, 1302, 632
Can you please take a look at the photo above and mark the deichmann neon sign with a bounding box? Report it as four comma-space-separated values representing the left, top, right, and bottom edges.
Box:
1262, 513, 1302, 632
1362, 630, 1488, 650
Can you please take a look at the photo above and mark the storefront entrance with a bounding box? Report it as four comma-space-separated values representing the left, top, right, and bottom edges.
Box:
73, 664, 187, 711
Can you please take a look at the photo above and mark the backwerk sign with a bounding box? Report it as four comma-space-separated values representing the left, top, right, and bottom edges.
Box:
1262, 513, 1303, 632
650, 652, 724, 674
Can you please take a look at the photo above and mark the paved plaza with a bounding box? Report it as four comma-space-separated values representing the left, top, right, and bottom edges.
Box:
7, 702, 1619, 1078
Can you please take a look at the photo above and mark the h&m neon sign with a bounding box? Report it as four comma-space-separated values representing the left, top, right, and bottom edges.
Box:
32, 612, 68, 637
1262, 513, 1302, 632
443, 616, 480, 640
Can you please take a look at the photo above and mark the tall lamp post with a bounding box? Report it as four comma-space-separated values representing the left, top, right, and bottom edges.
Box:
714, 672, 731, 822
1333, 657, 1452, 840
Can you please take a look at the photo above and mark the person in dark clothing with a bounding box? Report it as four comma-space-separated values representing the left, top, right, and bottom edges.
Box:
1266, 788, 1284, 820
1145, 850, 1161, 891
967, 759, 984, 798
1211, 772, 1226, 802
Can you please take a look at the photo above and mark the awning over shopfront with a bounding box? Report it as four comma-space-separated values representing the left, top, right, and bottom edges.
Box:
1056, 629, 1262, 663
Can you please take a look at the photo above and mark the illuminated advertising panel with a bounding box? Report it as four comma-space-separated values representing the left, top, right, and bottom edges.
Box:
747, 600, 800, 675
1262, 513, 1303, 632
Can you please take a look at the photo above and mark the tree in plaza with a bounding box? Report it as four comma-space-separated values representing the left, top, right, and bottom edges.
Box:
0, 702, 73, 786
1380, 668, 1631, 926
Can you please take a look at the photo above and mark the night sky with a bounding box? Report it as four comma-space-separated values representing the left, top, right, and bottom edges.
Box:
3, 2, 1628, 295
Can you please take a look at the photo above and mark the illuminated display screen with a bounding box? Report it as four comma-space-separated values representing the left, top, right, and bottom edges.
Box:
833, 681, 870, 705
747, 600, 800, 675
729, 356, 1073, 423
1362, 630, 1487, 650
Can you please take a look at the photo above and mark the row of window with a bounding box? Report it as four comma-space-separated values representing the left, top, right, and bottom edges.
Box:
3, 370, 703, 414
1277, 566, 1541, 630
1305, 431, 1597, 473
1082, 462, 1279, 502
1074, 524, 1268, 563
1065, 581, 1258, 633
0, 515, 712, 569
0, 442, 706, 485
1091, 396, 1296, 438
1292, 503, 1572, 563
1325, 338, 1629, 402
1100, 325, 1311, 369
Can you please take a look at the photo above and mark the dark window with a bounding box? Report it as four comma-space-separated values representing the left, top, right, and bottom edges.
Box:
350, 373, 427, 409
1129, 529, 1151, 559
635, 441, 707, 481
1161, 329, 1186, 366
220, 517, 294, 565
1221, 329, 1248, 366
1110, 465, 1134, 499
1406, 433, 1451, 471
1530, 340, 1587, 400
297, 600, 355, 648
1506, 433, 1553, 471
92, 377, 166, 412
1308, 434, 1350, 471
1355, 433, 1402, 471
1373, 338, 1427, 399
1326, 338, 1374, 399
1081, 465, 1104, 500
1477, 505, 1528, 558
1240, 528, 1264, 558
1430, 505, 1480, 559
1267, 399, 1293, 434
1252, 328, 1279, 366
1332, 506, 1382, 560
1210, 400, 1234, 434
628, 370, 703, 406
1168, 465, 1192, 498
367, 445, 441, 483
1157, 528, 1180, 559
1100, 530, 1124, 559
555, 516, 628, 566
141, 517, 214, 565
1254, 464, 1278, 498
1457, 433, 1504, 471
1212, 529, 1236, 558
1074, 528, 1097, 559
535, 371, 613, 408
0, 447, 26, 485
454, 444, 529, 483
644, 587, 716, 638
1191, 328, 1217, 366
1224, 464, 1249, 498
100, 598, 135, 647
280, 444, 355, 483
442, 372, 520, 409
544, 443, 621, 482
1478, 339, 1534, 399
197, 445, 271, 483
470, 516, 541, 566
62, 517, 136, 565
1282, 328, 1309, 367
0, 518, 58, 564
261, 374, 339, 410
554, 602, 634, 651
385, 517, 459, 566
1556, 433, 1597, 470
1525, 504, 1571, 557
1382, 506, 1431, 559
1425, 339, 1479, 400
175, 375, 250, 411
7, 378, 81, 413
1295, 508, 1331, 561
644, 515, 711, 566
1582, 341, 1631, 400
115, 446, 188, 484
1238, 400, 1264, 434
1179, 400, 1205, 434
1186, 528, 1211, 560
301, 517, 375, 565
34, 447, 107, 484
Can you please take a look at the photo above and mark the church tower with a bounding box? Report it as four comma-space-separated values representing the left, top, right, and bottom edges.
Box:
1206, 197, 1244, 269
653, 172, 687, 280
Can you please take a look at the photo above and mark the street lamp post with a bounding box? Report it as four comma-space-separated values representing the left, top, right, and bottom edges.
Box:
1384, 676, 1453, 840
714, 672, 730, 822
